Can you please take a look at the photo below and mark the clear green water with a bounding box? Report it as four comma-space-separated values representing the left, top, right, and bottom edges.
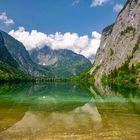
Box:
0, 83, 140, 140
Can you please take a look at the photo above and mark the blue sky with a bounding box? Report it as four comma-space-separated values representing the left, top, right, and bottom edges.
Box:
0, 0, 126, 36
0, 0, 126, 61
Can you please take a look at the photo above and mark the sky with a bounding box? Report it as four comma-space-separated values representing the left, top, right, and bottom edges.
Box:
0, 0, 126, 61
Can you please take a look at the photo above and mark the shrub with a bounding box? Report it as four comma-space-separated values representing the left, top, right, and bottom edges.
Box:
121, 26, 135, 36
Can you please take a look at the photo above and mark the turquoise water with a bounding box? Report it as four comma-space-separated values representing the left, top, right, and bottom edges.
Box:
0, 83, 140, 140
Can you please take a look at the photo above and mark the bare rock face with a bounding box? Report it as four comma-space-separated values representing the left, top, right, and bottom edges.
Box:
90, 0, 140, 86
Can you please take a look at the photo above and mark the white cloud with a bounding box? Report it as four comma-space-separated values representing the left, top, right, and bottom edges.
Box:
90, 0, 110, 7
72, 0, 80, 5
92, 31, 101, 39
0, 12, 14, 25
113, 4, 123, 13
9, 27, 101, 61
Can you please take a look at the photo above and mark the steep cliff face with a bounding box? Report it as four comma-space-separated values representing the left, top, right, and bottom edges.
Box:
90, 0, 140, 86
0, 30, 50, 76
0, 32, 18, 68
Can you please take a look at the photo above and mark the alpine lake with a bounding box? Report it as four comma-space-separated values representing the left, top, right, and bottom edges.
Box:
0, 83, 140, 140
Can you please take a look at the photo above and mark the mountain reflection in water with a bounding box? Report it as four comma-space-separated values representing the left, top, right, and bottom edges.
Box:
0, 83, 140, 140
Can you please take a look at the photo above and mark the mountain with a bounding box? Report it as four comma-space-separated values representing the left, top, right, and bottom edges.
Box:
0, 32, 18, 68
0, 30, 50, 77
0, 30, 91, 78
0, 32, 27, 81
30, 46, 91, 78
89, 0, 140, 86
